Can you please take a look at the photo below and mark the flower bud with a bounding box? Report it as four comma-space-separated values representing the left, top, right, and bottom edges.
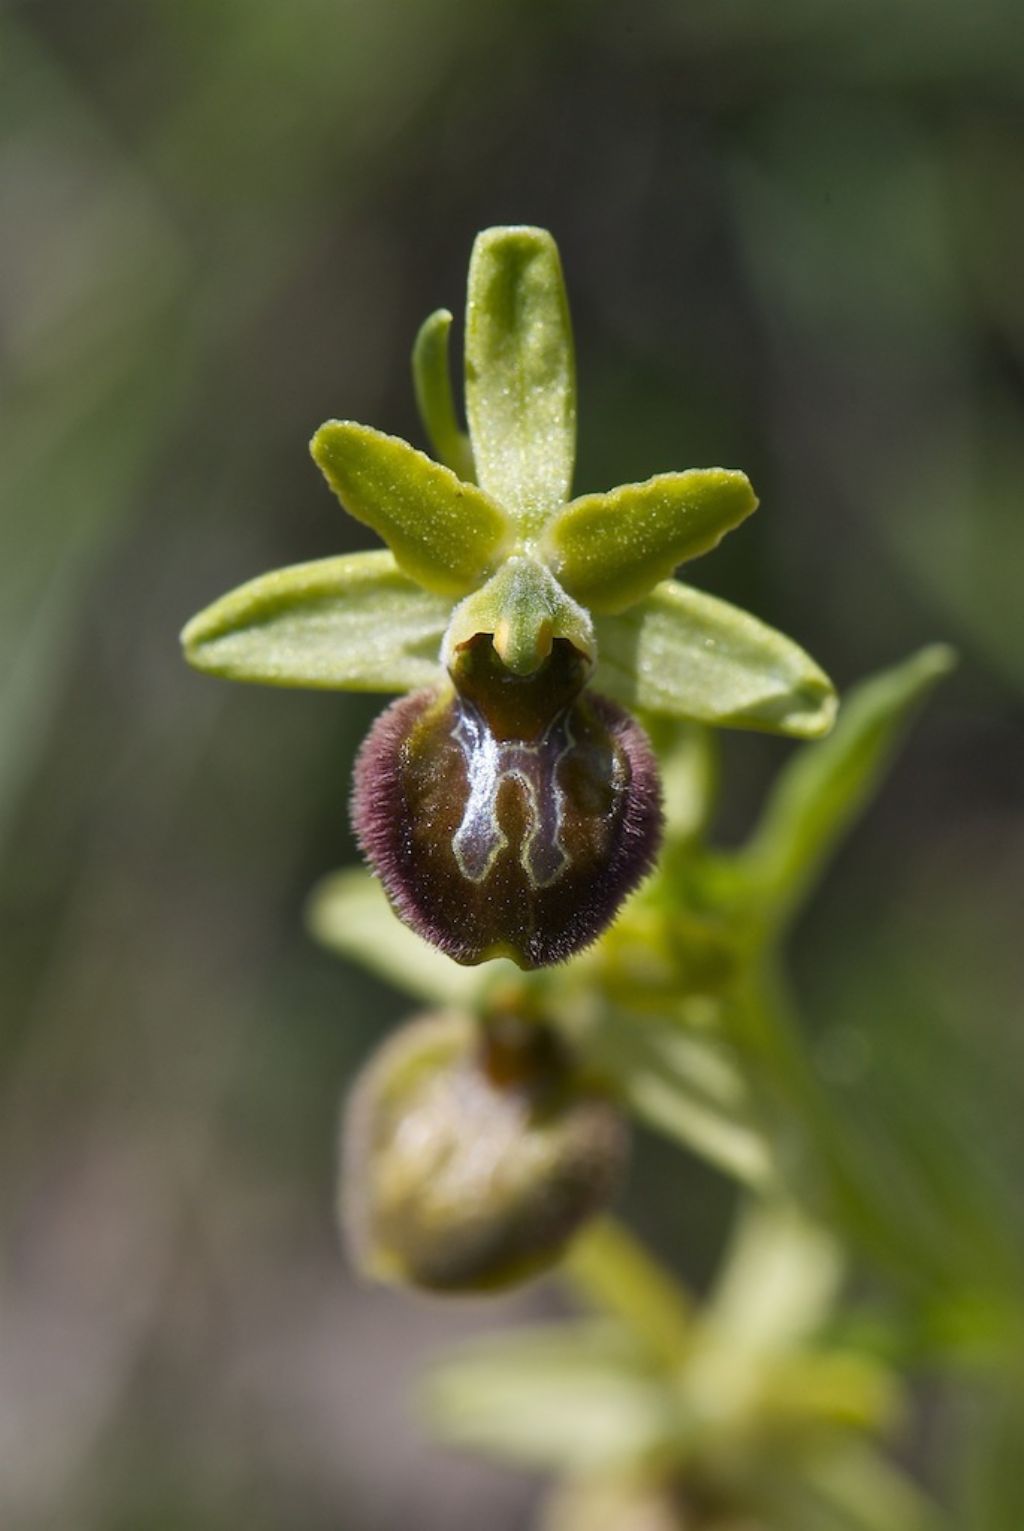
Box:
340, 1012, 628, 1293
352, 636, 662, 968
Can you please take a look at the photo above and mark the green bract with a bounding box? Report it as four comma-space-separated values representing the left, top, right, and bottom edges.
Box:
182, 224, 836, 741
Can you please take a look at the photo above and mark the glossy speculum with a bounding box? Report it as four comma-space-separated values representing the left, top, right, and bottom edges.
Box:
353, 637, 663, 967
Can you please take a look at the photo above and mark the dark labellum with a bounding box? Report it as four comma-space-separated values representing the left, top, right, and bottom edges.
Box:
341, 1011, 628, 1293
352, 637, 663, 967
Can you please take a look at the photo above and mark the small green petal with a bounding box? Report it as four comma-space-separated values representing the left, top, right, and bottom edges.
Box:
593, 579, 837, 738
181, 549, 451, 691
543, 469, 758, 614
442, 555, 595, 677
310, 420, 512, 597
464, 226, 576, 535
411, 308, 475, 482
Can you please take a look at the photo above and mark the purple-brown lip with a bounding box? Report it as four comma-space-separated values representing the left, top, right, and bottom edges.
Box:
352, 637, 663, 968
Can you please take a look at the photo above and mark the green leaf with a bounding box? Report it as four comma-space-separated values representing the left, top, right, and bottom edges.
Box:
543, 469, 758, 614
411, 308, 475, 482
464, 225, 576, 534
310, 420, 511, 596
594, 580, 837, 738
425, 1324, 679, 1472
742, 644, 956, 925
181, 549, 451, 691
306, 866, 499, 1004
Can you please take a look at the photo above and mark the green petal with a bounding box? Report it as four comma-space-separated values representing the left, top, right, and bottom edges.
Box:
464, 226, 576, 534
180, 549, 451, 691
310, 420, 511, 596
593, 580, 837, 738
543, 469, 758, 614
742, 643, 956, 926
411, 308, 475, 482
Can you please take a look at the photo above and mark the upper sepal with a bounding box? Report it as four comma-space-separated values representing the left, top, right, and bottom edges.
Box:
465, 226, 576, 534
542, 469, 758, 614
310, 420, 512, 597
180, 549, 451, 691
594, 578, 837, 738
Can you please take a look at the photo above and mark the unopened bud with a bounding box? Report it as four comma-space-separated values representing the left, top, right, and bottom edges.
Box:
340, 1012, 628, 1293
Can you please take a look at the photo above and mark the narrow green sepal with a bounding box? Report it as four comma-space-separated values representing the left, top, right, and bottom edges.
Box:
425, 1324, 676, 1470
465, 226, 576, 534
411, 308, 475, 482
593, 579, 837, 738
543, 469, 758, 614
310, 421, 512, 597
180, 549, 451, 691
442, 555, 595, 676
742, 643, 957, 924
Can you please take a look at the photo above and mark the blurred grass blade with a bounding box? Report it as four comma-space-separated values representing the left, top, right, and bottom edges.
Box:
743, 644, 957, 927
311, 421, 511, 596
464, 226, 576, 533
181, 549, 451, 690
424, 1324, 678, 1472
543, 469, 757, 614
306, 867, 498, 1004
594, 580, 837, 738
411, 308, 475, 481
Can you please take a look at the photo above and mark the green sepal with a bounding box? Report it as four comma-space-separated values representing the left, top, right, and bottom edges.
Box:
411, 308, 475, 482
464, 226, 576, 535
180, 549, 451, 691
424, 1324, 679, 1472
310, 420, 511, 596
442, 555, 595, 676
543, 469, 758, 614
594, 579, 837, 738
742, 643, 956, 928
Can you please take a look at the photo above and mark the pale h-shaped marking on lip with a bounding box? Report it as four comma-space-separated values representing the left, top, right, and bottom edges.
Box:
450, 700, 575, 889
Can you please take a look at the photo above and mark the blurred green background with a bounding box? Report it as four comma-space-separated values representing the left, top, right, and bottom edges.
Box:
2, 1, 1023, 1526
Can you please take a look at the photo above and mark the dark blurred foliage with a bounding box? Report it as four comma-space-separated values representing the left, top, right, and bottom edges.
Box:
1, 1, 1023, 1526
